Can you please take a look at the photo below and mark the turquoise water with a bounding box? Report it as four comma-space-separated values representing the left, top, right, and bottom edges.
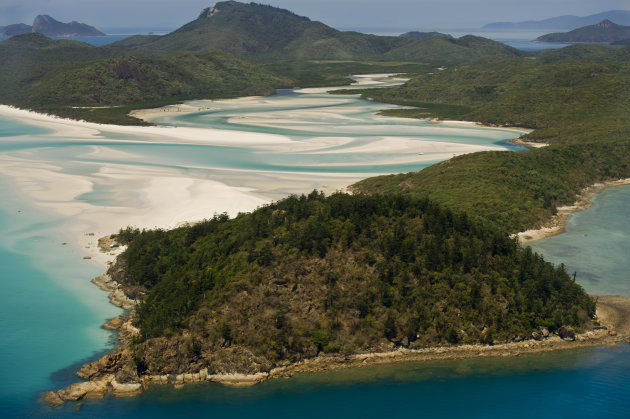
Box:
529, 185, 630, 296
0, 178, 120, 417
0, 81, 629, 417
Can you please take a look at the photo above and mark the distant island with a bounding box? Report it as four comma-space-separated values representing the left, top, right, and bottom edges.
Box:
536, 19, 630, 44
0, 15, 105, 37
483, 9, 630, 30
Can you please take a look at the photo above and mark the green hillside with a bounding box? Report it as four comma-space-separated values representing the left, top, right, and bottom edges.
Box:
0, 1, 529, 124
537, 19, 630, 44
337, 45, 630, 144
111, 192, 594, 374
350, 45, 630, 232
113, 1, 523, 63
0, 34, 289, 124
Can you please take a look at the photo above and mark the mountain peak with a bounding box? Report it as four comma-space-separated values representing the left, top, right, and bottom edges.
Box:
33, 15, 58, 25
195, 2, 310, 22
199, 4, 220, 19
537, 18, 630, 44
30, 14, 105, 36
596, 19, 615, 28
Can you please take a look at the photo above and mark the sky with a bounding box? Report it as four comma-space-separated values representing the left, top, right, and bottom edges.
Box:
0, 0, 628, 31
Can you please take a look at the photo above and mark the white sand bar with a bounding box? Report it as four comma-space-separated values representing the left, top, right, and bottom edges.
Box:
0, 75, 527, 267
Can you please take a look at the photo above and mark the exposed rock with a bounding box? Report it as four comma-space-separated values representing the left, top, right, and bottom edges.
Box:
541, 328, 550, 338
91, 275, 137, 310
532, 331, 542, 341
206, 372, 269, 387
43, 391, 64, 406
558, 326, 576, 341
110, 379, 142, 397
103, 315, 126, 330
76, 351, 128, 380
57, 375, 113, 402
114, 363, 139, 384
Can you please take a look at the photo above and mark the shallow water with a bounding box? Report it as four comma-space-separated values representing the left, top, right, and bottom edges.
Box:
529, 185, 630, 296
0, 77, 628, 417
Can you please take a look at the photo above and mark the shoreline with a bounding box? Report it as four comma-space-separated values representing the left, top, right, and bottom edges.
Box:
43, 267, 630, 406
44, 283, 628, 406
510, 138, 549, 148
518, 178, 630, 244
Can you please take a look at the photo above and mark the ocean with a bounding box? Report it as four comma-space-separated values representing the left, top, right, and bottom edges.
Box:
0, 79, 629, 417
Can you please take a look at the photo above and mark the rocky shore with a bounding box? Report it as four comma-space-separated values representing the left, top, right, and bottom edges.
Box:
43, 289, 628, 406
91, 274, 138, 311
42, 229, 630, 407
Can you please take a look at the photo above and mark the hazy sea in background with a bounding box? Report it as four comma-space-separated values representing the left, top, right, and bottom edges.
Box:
0, 27, 571, 50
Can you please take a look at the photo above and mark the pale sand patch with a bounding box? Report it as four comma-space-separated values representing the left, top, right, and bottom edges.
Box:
307, 137, 500, 156
595, 295, 630, 335
0, 155, 270, 267
511, 138, 549, 148
0, 105, 295, 149
518, 178, 630, 243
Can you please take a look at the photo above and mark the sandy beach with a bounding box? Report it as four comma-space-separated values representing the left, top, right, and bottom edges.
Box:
0, 91, 526, 268
518, 178, 630, 243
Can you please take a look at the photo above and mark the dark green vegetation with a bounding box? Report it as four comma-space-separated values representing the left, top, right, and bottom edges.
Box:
400, 32, 454, 40
351, 44, 630, 232
2, 1, 619, 372
116, 2, 523, 63
112, 192, 594, 372
0, 2, 527, 124
0, 34, 288, 124
536, 19, 630, 44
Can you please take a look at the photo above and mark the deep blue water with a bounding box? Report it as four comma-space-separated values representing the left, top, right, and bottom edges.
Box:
16, 343, 630, 418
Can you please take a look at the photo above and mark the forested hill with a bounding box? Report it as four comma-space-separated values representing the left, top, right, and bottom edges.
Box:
109, 1, 523, 62
0, 34, 289, 124
0, 1, 527, 123
348, 44, 630, 232
536, 20, 630, 44
111, 192, 594, 375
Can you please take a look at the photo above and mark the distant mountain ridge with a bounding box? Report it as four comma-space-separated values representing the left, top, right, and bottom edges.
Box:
536, 19, 630, 44
484, 10, 630, 29
109, 1, 521, 62
0, 15, 105, 37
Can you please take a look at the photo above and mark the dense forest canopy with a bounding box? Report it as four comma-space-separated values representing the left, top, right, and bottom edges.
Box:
111, 192, 595, 373
349, 44, 630, 232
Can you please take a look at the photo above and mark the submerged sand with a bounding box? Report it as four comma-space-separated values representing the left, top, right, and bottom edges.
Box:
518, 178, 630, 244
0, 95, 525, 267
